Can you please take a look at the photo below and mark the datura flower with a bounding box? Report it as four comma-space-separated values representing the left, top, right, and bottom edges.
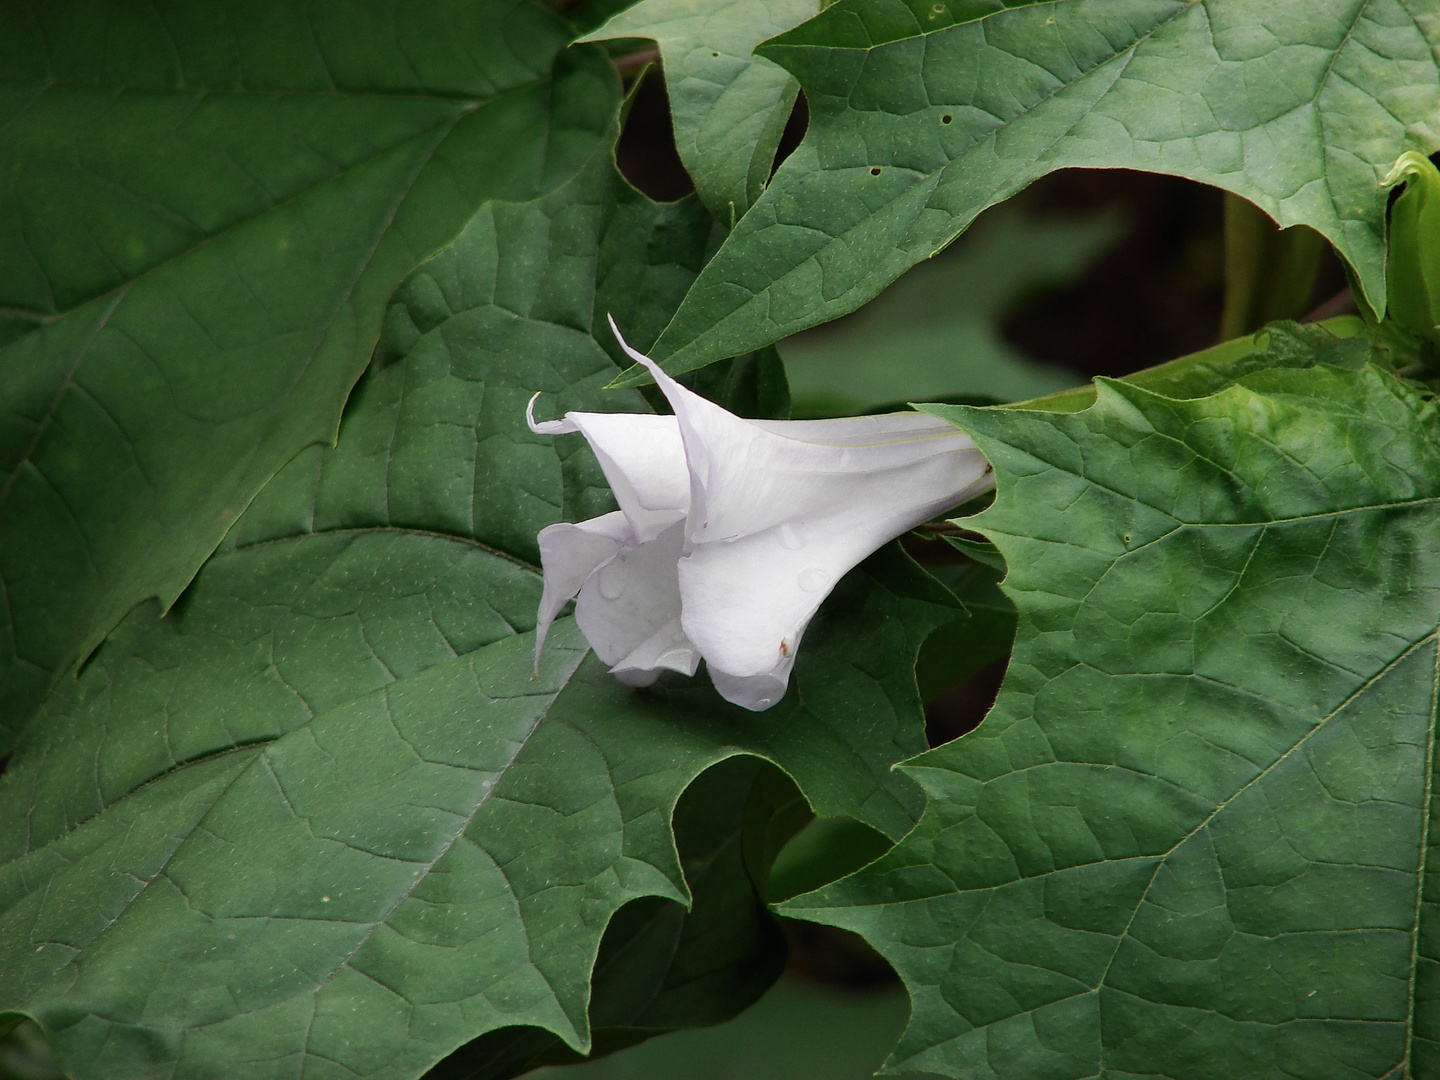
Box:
528, 318, 995, 712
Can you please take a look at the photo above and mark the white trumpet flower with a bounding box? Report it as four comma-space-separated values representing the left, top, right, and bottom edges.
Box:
529, 318, 995, 711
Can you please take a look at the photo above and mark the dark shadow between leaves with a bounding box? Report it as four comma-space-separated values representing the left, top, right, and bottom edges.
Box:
616, 67, 694, 203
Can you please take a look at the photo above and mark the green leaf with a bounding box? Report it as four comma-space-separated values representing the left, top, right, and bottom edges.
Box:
1010, 316, 1373, 415
786, 355, 1440, 1078
0, 148, 955, 1080
0, 0, 617, 751
912, 556, 1016, 705
647, 0, 1440, 375
421, 758, 800, 1080
580, 0, 817, 223
778, 206, 1112, 415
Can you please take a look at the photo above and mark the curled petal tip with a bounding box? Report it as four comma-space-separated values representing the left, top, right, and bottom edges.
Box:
606, 314, 670, 386
527, 391, 577, 435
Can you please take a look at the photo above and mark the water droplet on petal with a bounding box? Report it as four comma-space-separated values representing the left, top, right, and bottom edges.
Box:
755, 697, 772, 709
598, 562, 626, 601
778, 523, 805, 550
797, 567, 827, 592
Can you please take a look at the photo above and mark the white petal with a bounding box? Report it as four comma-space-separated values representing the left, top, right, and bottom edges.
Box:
607, 315, 737, 544
526, 385, 688, 543
685, 414, 984, 544
607, 316, 986, 541
575, 521, 698, 684
707, 666, 791, 713
678, 447, 992, 688
607, 316, 996, 709
747, 411, 962, 443
564, 412, 688, 542
534, 511, 634, 670
610, 615, 698, 686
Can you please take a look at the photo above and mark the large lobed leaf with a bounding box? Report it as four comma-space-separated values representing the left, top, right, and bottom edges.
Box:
0, 140, 960, 1080
0, 0, 615, 750
646, 0, 1440, 376
787, 348, 1440, 1078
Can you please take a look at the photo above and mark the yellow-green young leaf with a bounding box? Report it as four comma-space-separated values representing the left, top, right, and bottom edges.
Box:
0, 149, 956, 1080
646, 0, 1440, 377
0, 0, 616, 752
1383, 150, 1440, 346
786, 357, 1440, 1078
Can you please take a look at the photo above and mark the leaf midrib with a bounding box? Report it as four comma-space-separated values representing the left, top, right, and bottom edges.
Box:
227, 524, 543, 576
1402, 626, 1440, 1073
0, 73, 561, 326
0, 105, 473, 520
3, 627, 592, 1051
5, 526, 543, 865
766, 0, 1075, 52
1091, 627, 1437, 1072
0, 73, 535, 103
880, 628, 1438, 1058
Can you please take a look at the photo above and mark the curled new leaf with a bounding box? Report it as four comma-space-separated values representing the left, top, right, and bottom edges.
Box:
1382, 150, 1440, 347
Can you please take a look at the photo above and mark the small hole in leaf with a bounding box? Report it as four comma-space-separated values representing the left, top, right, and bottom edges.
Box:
941, 114, 953, 124
870, 167, 882, 175
932, 2, 944, 11
1122, 534, 1132, 544
711, 51, 719, 57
